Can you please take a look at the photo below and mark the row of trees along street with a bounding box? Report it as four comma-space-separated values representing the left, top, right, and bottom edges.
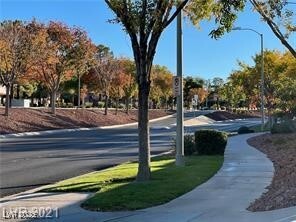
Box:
1, 0, 295, 182
220, 50, 296, 122
0, 20, 222, 117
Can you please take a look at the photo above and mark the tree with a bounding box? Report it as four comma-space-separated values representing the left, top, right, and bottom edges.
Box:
94, 45, 117, 115
184, 76, 204, 108
81, 68, 99, 94
119, 58, 137, 114
28, 21, 76, 114
70, 28, 96, 107
211, 77, 224, 109
220, 81, 246, 109
150, 65, 173, 109
249, 0, 296, 58
230, 63, 259, 109
282, 51, 296, 78
60, 78, 77, 105
0, 20, 32, 116
253, 50, 283, 118
225, 50, 295, 116
150, 72, 162, 109
105, 0, 245, 181
110, 67, 128, 115
189, 87, 208, 108
274, 75, 296, 116
156, 68, 173, 109
80, 84, 88, 107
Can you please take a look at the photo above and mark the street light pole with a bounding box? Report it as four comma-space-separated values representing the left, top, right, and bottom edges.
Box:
260, 33, 265, 130
176, 9, 184, 166
232, 27, 265, 130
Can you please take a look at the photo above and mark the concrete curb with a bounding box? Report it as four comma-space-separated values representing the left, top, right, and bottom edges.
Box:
0, 113, 175, 139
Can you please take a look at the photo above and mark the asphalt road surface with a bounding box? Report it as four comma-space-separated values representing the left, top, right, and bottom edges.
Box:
0, 111, 261, 197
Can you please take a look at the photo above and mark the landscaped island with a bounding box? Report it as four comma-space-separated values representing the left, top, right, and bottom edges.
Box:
0, 108, 174, 135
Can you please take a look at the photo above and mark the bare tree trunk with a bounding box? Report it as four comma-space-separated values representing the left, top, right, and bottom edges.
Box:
50, 90, 56, 114
136, 81, 151, 181
165, 98, 168, 111
5, 84, 10, 116
104, 94, 108, 115
9, 83, 13, 108
115, 98, 119, 115
16, 84, 20, 99
82, 97, 85, 107
268, 107, 272, 129
126, 97, 129, 114
78, 74, 81, 108
217, 97, 220, 110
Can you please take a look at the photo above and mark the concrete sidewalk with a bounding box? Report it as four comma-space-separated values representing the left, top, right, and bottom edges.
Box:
1, 133, 296, 222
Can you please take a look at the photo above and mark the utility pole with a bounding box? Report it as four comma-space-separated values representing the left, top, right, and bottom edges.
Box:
260, 33, 265, 130
176, 9, 184, 166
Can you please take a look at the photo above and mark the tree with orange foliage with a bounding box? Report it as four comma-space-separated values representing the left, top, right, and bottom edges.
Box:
118, 58, 137, 114
80, 84, 88, 107
0, 20, 32, 116
189, 87, 208, 108
28, 21, 77, 114
70, 29, 96, 107
94, 45, 117, 115
150, 65, 173, 109
110, 70, 126, 115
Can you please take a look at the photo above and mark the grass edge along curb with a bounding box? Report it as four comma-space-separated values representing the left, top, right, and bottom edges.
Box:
45, 155, 223, 211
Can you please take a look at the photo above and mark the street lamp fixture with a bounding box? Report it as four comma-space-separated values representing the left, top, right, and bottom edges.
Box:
232, 26, 265, 130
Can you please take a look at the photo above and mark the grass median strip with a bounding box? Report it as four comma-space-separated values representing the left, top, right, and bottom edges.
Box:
45, 155, 223, 211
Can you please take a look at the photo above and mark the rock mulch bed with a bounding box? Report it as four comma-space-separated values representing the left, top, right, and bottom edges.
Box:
0, 108, 174, 134
247, 133, 296, 211
205, 111, 260, 121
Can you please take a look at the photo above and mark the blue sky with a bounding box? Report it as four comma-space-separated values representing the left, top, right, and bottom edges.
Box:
1, 0, 295, 80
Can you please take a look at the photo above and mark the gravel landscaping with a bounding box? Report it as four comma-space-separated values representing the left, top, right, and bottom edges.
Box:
247, 133, 296, 211
0, 108, 174, 134
205, 111, 260, 121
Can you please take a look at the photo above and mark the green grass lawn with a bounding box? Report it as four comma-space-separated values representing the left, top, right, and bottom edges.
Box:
45, 155, 223, 211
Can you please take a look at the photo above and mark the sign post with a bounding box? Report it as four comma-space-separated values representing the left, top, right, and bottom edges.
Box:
173, 76, 181, 97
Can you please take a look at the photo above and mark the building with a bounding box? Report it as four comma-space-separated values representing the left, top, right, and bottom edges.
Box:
0, 86, 6, 106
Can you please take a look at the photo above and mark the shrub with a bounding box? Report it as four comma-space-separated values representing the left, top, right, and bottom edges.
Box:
58, 102, 66, 108
98, 102, 105, 108
271, 120, 296, 134
195, 130, 228, 155
66, 103, 73, 108
238, 126, 254, 134
184, 134, 196, 156
172, 134, 196, 156
84, 102, 93, 108
210, 104, 218, 110
118, 103, 125, 109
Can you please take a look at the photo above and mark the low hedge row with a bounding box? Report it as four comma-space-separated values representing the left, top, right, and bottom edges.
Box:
237, 126, 255, 134
182, 130, 228, 156
271, 120, 296, 134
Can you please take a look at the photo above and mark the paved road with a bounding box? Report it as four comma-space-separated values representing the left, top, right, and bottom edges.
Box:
0, 111, 260, 197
